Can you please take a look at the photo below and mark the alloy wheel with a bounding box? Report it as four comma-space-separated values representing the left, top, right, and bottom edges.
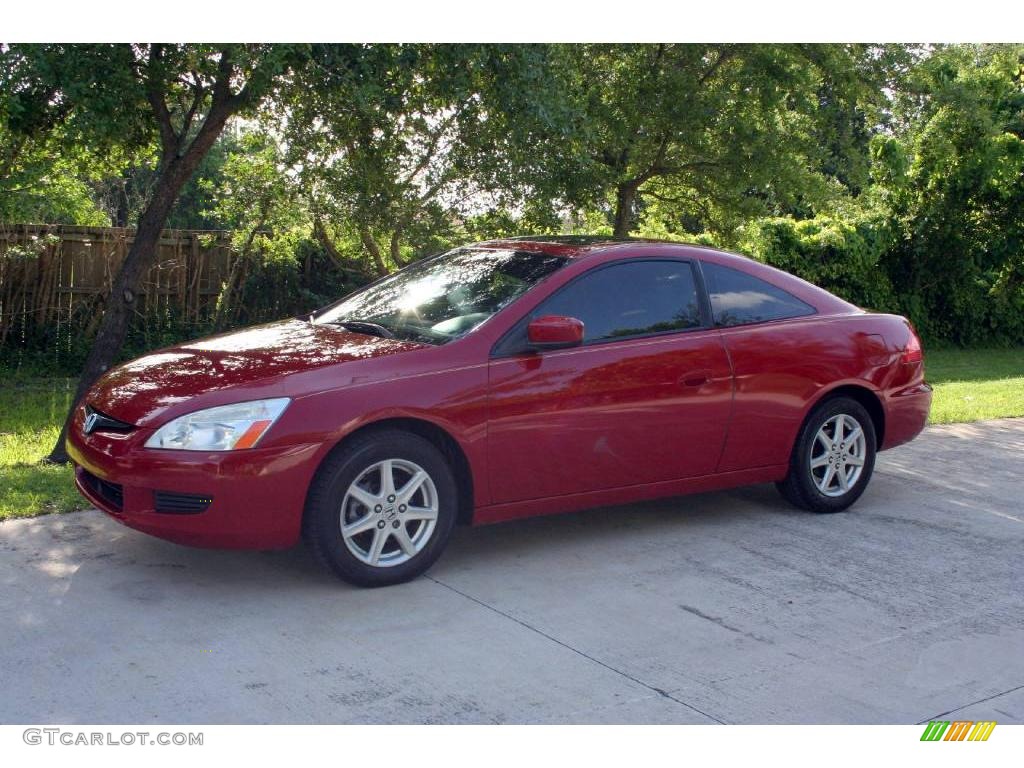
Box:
339, 458, 439, 567
809, 413, 867, 497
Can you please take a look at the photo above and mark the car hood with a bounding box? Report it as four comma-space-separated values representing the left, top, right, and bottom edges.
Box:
87, 319, 427, 427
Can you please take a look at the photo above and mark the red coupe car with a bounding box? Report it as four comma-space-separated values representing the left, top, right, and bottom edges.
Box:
68, 237, 931, 586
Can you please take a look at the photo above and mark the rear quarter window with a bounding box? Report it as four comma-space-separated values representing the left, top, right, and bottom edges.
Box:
702, 262, 816, 327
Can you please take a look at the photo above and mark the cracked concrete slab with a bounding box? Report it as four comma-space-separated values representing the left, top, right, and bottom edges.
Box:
1, 418, 1021, 724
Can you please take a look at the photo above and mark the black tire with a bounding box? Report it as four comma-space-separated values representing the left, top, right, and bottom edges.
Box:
304, 429, 457, 586
775, 396, 877, 514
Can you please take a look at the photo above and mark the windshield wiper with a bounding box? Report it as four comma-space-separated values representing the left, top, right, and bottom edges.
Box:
330, 319, 396, 339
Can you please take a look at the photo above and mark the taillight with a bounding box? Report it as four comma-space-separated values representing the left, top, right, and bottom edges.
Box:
902, 327, 923, 364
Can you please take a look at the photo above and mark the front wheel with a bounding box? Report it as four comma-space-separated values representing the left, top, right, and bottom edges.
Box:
776, 396, 877, 513
304, 430, 457, 586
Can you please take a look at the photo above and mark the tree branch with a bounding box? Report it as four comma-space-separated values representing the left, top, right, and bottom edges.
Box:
144, 44, 179, 162
628, 132, 672, 186
389, 229, 407, 267
357, 223, 388, 276
400, 104, 466, 187
179, 83, 205, 142
699, 44, 740, 85
312, 217, 376, 278
174, 48, 240, 167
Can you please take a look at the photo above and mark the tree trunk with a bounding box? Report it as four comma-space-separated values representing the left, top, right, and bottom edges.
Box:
389, 230, 405, 268
47, 155, 216, 463
114, 173, 131, 228
216, 214, 266, 329
312, 219, 376, 279
357, 225, 389, 277
613, 183, 639, 238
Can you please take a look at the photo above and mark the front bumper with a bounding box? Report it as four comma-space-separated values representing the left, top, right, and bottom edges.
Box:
67, 413, 323, 550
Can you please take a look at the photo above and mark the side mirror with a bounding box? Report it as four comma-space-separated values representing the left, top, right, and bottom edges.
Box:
527, 315, 584, 350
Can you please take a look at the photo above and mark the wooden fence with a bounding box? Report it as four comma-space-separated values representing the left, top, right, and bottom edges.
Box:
0, 224, 238, 345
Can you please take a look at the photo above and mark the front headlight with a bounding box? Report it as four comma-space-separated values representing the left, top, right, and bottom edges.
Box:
144, 398, 290, 451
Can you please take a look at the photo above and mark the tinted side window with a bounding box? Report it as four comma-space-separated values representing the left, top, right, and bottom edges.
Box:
702, 262, 815, 327
536, 260, 702, 343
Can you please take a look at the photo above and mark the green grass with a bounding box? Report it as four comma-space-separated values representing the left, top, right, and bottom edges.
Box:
926, 348, 1024, 424
0, 347, 1020, 520
0, 378, 83, 520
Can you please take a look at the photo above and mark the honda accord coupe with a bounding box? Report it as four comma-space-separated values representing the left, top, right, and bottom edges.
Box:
68, 237, 931, 586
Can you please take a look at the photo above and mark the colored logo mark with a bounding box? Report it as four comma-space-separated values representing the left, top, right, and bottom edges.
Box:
920, 720, 996, 741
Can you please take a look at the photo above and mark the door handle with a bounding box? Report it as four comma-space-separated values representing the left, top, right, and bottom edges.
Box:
680, 370, 711, 388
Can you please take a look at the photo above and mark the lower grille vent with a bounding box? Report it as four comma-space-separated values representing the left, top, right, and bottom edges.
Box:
82, 470, 124, 510
153, 491, 213, 515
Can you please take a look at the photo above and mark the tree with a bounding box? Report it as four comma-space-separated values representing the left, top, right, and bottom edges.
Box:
552, 44, 895, 238
1, 46, 134, 224
0, 121, 116, 225
88, 131, 244, 230
880, 44, 1024, 344
0, 44, 306, 462
285, 44, 576, 273
701, 44, 1024, 345
199, 130, 314, 326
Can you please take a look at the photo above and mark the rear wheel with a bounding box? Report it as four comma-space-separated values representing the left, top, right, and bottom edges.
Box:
775, 396, 877, 513
305, 430, 457, 586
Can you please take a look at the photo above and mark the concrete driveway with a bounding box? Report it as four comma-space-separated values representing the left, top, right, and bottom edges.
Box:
2, 418, 1022, 724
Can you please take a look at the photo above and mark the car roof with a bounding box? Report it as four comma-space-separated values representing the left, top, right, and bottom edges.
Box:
472, 235, 665, 258
473, 235, 749, 262
472, 235, 857, 315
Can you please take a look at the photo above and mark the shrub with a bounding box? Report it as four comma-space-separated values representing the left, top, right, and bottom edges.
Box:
738, 213, 900, 314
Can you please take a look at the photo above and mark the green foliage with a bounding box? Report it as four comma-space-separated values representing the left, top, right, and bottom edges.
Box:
284, 44, 576, 271
3, 43, 1024, 351
237, 237, 357, 321
738, 212, 900, 313
0, 105, 124, 225
882, 44, 1024, 345
702, 44, 1024, 346
203, 131, 299, 235
0, 142, 112, 224
551, 44, 895, 237
0, 45, 154, 225
0, 231, 367, 377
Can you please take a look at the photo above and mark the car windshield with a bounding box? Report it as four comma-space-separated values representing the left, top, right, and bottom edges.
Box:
312, 248, 568, 344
